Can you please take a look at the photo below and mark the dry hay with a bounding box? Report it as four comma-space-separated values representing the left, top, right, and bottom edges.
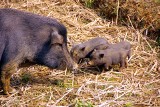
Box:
80, 0, 160, 41
0, 0, 160, 107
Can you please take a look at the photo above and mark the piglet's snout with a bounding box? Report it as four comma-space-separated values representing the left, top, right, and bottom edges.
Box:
88, 61, 94, 66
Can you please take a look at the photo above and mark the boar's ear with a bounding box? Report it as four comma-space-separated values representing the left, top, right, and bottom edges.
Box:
51, 28, 63, 45
99, 53, 104, 58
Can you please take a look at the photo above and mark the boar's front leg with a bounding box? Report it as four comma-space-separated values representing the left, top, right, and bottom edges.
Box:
1, 62, 18, 95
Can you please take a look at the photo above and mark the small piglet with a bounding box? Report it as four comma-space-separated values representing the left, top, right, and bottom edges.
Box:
89, 48, 130, 71
70, 37, 108, 63
95, 41, 131, 59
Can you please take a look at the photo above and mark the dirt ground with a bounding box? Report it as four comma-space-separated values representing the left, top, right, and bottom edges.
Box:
0, 0, 160, 107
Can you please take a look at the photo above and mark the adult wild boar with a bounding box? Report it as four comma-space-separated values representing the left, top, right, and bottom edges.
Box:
70, 37, 108, 63
0, 8, 77, 95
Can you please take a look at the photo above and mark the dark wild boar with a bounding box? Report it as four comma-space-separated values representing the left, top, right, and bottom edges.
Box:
89, 48, 130, 71
95, 41, 131, 59
0, 8, 77, 95
70, 37, 108, 63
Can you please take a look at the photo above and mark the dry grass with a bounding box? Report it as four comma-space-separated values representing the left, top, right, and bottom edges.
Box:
80, 0, 160, 33
0, 0, 160, 107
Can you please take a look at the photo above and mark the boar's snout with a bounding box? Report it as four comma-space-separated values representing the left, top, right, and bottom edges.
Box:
72, 62, 78, 70
62, 45, 78, 70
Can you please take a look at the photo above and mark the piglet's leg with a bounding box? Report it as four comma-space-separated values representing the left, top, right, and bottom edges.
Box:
1, 62, 18, 95
125, 60, 128, 68
128, 50, 131, 59
104, 63, 110, 71
119, 58, 126, 72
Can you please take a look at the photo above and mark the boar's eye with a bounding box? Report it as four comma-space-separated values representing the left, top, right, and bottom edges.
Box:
80, 47, 85, 51
99, 54, 104, 58
51, 43, 62, 47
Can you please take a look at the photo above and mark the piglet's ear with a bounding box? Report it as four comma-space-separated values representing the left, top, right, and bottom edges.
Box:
80, 47, 85, 51
99, 53, 104, 58
51, 29, 63, 45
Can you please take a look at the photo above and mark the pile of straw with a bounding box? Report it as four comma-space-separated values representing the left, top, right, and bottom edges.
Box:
0, 0, 159, 106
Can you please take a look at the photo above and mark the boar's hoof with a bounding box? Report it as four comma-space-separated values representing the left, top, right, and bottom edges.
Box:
3, 87, 17, 95
9, 87, 17, 94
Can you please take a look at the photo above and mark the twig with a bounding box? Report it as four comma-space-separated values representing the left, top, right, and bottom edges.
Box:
116, 0, 119, 25
53, 88, 73, 106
